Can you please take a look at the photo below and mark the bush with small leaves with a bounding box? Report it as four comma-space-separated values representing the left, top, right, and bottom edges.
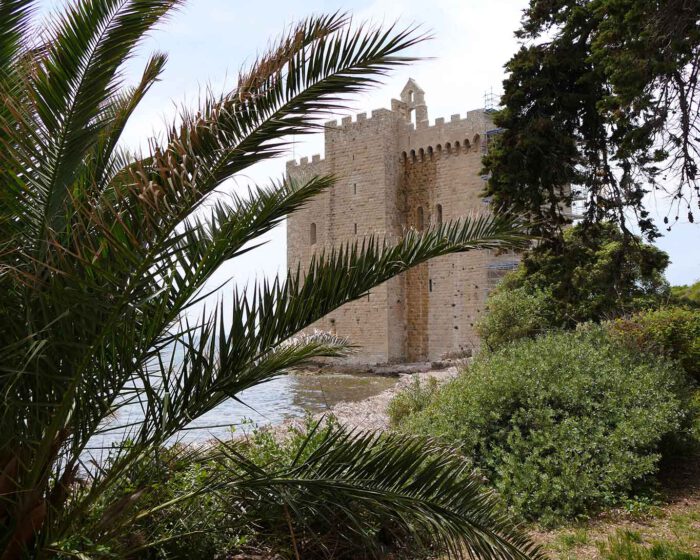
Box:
476, 286, 558, 351
387, 376, 440, 426
671, 281, 700, 309
399, 329, 691, 526
607, 307, 700, 383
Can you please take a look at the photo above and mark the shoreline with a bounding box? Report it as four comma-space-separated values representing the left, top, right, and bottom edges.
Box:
286, 365, 459, 433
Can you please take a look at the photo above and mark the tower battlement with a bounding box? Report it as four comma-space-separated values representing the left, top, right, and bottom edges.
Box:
287, 106, 492, 170
286, 154, 325, 169
286, 79, 516, 365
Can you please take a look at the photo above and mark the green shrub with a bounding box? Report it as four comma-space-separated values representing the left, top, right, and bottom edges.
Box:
399, 329, 689, 525
86, 443, 241, 559
387, 376, 439, 426
607, 307, 700, 383
490, 223, 670, 329
97, 416, 492, 559
671, 281, 700, 309
475, 223, 672, 350
476, 286, 558, 350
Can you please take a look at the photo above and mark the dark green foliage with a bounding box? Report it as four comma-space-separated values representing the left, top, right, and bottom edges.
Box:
607, 307, 700, 383
492, 223, 670, 329
83, 419, 340, 559
482, 0, 700, 243
475, 222, 670, 350
476, 287, 557, 350
77, 443, 243, 560
398, 329, 689, 525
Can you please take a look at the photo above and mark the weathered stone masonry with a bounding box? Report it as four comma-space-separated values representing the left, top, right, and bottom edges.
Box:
286, 80, 518, 364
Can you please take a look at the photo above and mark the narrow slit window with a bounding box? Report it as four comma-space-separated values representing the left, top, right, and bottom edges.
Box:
353, 183, 357, 194
417, 206, 424, 230
354, 223, 357, 235
436, 204, 443, 225
429, 279, 433, 292
310, 222, 317, 245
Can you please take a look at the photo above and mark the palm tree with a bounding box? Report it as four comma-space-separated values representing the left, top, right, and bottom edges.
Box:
0, 1, 541, 558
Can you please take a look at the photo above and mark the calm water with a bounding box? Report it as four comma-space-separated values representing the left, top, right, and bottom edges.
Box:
88, 373, 397, 456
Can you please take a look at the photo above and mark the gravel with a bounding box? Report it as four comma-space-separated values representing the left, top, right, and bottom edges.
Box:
301, 366, 459, 432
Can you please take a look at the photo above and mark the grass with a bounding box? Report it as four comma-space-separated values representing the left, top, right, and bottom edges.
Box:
536, 455, 700, 559
597, 528, 700, 559
541, 509, 700, 560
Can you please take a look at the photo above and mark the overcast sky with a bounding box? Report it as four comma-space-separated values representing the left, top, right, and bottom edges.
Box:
59, 0, 697, 289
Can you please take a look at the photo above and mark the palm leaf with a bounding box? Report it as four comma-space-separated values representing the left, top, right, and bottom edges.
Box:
0, 0, 34, 69
0, 2, 539, 557
213, 426, 546, 560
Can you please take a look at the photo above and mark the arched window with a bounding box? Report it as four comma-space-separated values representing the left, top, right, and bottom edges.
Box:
436, 204, 443, 225
464, 138, 471, 151
473, 134, 481, 151
417, 206, 424, 230
455, 141, 460, 152
427, 146, 434, 160
445, 142, 452, 154
401, 151, 407, 162
408, 90, 414, 102
419, 148, 424, 161
309, 222, 317, 245
410, 149, 416, 162
436, 144, 442, 154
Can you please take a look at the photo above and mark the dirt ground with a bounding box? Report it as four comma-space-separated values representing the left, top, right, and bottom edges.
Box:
532, 454, 700, 559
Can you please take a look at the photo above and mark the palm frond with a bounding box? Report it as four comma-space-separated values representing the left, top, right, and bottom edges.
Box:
0, 0, 34, 69
0, 3, 539, 557
215, 426, 545, 560
83, 52, 168, 189
230, 213, 529, 360
97, 14, 426, 258
31, 0, 181, 237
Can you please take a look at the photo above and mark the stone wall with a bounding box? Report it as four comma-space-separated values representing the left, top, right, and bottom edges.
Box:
286, 81, 517, 365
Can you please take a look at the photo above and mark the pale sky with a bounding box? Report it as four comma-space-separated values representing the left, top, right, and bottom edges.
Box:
52, 0, 700, 289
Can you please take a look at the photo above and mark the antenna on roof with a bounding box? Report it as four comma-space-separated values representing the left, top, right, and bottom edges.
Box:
484, 87, 499, 113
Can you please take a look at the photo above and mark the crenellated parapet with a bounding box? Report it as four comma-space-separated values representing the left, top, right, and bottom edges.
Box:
286, 153, 325, 170
322, 107, 396, 130
400, 134, 483, 165
288, 106, 491, 171
398, 108, 492, 156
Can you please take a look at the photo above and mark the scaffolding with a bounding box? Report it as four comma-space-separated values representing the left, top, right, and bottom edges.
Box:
484, 88, 499, 113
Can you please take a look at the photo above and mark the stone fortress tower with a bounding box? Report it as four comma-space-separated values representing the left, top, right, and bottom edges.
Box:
286, 79, 518, 365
